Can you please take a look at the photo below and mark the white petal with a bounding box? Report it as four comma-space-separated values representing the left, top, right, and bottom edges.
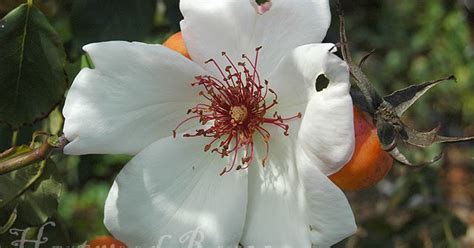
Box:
180, 0, 331, 76
241, 132, 356, 247
297, 149, 357, 247
104, 136, 248, 247
268, 44, 355, 175
240, 44, 356, 246
63, 41, 206, 155
241, 137, 312, 248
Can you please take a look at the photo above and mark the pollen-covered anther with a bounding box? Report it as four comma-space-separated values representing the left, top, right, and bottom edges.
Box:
173, 47, 302, 175
230, 105, 248, 124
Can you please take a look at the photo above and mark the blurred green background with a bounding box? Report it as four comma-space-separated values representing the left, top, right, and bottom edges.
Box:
0, 0, 473, 246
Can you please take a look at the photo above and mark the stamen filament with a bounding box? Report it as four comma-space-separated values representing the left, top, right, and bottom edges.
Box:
173, 47, 301, 174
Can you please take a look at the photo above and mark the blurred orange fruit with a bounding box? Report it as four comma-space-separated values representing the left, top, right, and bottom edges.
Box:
329, 107, 393, 190
163, 32, 190, 59
87, 236, 127, 248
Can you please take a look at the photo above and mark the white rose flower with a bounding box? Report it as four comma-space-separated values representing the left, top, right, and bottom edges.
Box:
63, 0, 357, 247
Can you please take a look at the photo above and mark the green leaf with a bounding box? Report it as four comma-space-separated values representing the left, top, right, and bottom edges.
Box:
0, 146, 36, 209
71, 0, 156, 54
80, 53, 95, 69
255, 0, 271, 5
0, 209, 17, 234
0, 3, 67, 129
0, 147, 62, 228
17, 159, 61, 226
48, 108, 63, 135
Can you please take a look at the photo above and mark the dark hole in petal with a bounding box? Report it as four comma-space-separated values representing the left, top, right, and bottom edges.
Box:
315, 74, 330, 92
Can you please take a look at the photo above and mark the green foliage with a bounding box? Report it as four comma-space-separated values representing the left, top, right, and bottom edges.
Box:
255, 0, 269, 5
70, 0, 157, 56
0, 3, 67, 129
344, 208, 466, 248
58, 181, 112, 241
0, 146, 33, 212
337, 0, 474, 127
16, 160, 61, 227
0, 146, 62, 245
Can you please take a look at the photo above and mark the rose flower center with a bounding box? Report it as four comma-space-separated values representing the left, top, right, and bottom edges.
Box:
230, 105, 248, 124
173, 47, 301, 175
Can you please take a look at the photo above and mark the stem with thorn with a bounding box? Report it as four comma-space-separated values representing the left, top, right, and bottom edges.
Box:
335, 0, 383, 113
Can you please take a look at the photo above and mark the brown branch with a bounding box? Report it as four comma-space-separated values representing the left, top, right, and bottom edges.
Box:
0, 135, 68, 175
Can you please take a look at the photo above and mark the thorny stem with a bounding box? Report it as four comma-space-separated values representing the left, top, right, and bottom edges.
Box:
0, 135, 68, 175
335, 0, 383, 113
336, 1, 352, 65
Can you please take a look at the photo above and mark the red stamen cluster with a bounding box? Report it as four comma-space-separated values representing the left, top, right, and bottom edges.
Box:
173, 47, 301, 175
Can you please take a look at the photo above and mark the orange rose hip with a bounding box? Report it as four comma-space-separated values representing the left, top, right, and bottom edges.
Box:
329, 107, 393, 190
163, 32, 190, 59
87, 236, 127, 248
